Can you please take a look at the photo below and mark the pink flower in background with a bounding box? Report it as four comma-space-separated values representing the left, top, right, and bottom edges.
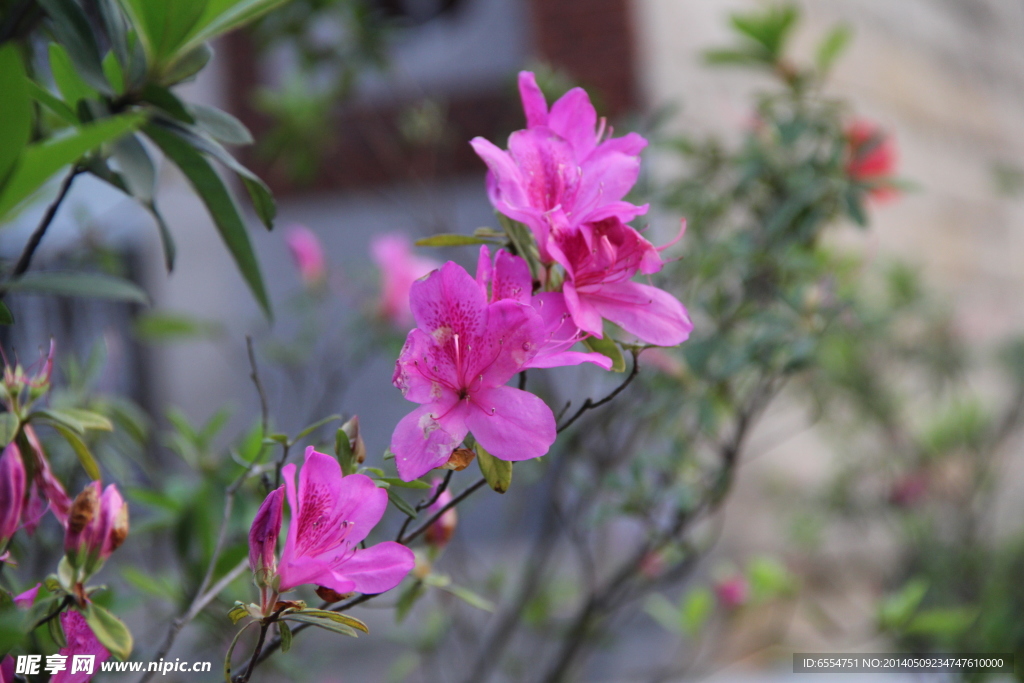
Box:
52, 611, 110, 683
714, 575, 749, 609
64, 482, 128, 577
0, 655, 13, 683
0, 443, 25, 556
391, 261, 556, 481
13, 584, 40, 608
549, 217, 692, 347
286, 224, 327, 287
475, 246, 611, 370
889, 472, 928, 509
275, 448, 414, 595
423, 479, 457, 548
470, 71, 648, 261
371, 233, 441, 328
845, 120, 898, 201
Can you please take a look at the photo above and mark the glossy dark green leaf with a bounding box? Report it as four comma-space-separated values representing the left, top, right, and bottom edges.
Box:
26, 80, 78, 125
48, 42, 99, 107
111, 134, 155, 201
0, 44, 32, 188
52, 423, 101, 480
102, 51, 125, 94
162, 44, 213, 85
146, 200, 176, 271
387, 489, 417, 517
144, 123, 272, 317
140, 83, 194, 123
4, 272, 149, 304
98, 0, 132, 74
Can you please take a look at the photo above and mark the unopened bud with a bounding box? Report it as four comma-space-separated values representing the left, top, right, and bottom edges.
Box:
342, 416, 366, 465
442, 448, 475, 471
315, 586, 353, 603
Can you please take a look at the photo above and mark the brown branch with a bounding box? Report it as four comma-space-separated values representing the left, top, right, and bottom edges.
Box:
11, 167, 80, 278
557, 350, 640, 434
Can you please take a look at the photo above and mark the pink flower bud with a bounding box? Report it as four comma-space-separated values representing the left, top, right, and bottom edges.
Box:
64, 482, 128, 577
249, 487, 284, 584
845, 120, 899, 201
424, 479, 457, 549
714, 576, 749, 609
285, 225, 327, 287
0, 443, 26, 547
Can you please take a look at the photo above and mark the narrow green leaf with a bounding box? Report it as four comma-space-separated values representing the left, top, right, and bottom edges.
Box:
582, 335, 626, 373
0, 113, 145, 220
415, 234, 497, 247
144, 123, 272, 318
387, 489, 417, 518
295, 414, 342, 441
227, 603, 249, 625
0, 303, 13, 327
48, 609, 67, 647
51, 408, 114, 432
223, 622, 255, 683
438, 583, 496, 613
146, 200, 176, 271
4, 272, 149, 304
134, 312, 221, 342
376, 478, 431, 490
278, 620, 292, 653
280, 613, 359, 637
395, 580, 425, 622
816, 24, 852, 74
179, 0, 293, 56
0, 45, 32, 188
37, 0, 110, 93
102, 52, 125, 94
681, 587, 713, 636
111, 134, 155, 201
98, 0, 132, 75
475, 441, 512, 493
292, 609, 368, 634
140, 84, 194, 123
189, 103, 253, 145
52, 423, 101, 480
26, 80, 78, 125
0, 413, 19, 447
162, 44, 213, 86
83, 603, 133, 660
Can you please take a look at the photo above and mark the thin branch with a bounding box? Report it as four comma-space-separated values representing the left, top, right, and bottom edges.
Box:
396, 469, 454, 542
234, 621, 269, 683
247, 336, 269, 438
399, 476, 486, 545
11, 167, 80, 278
557, 350, 640, 433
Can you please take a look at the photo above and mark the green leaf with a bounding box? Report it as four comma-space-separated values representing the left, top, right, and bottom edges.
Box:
681, 587, 713, 636
376, 478, 431, 490
37, 0, 110, 94
280, 613, 359, 637
52, 423, 102, 480
645, 594, 682, 634
223, 622, 255, 682
844, 187, 868, 227
227, 603, 249, 625
295, 414, 342, 441
162, 44, 213, 85
879, 578, 929, 630
395, 580, 425, 622
278, 620, 292, 653
102, 51, 125, 94
0, 302, 12, 326
37, 408, 113, 432
48, 608, 67, 647
159, 121, 275, 229
97, 0, 133, 79
189, 103, 253, 145
0, 414, 18, 447
387, 489, 417, 518
704, 48, 769, 67
134, 312, 221, 342
815, 24, 852, 74
904, 607, 978, 637
111, 134, 155, 201
415, 234, 498, 247
145, 199, 176, 271
3, 272, 149, 304
84, 603, 133, 660
582, 334, 626, 373
438, 583, 496, 613
178, 0, 294, 56
0, 113, 145, 220
290, 609, 368, 634
26, 80, 78, 125
140, 83, 194, 123
0, 44, 32, 188
475, 441, 512, 493
144, 123, 272, 318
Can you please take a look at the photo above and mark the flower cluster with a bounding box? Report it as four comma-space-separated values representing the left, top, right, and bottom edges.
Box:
387, 71, 692, 481
249, 448, 415, 613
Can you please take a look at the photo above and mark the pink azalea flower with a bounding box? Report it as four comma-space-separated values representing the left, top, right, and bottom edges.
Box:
845, 120, 898, 201
470, 71, 649, 261
0, 443, 25, 554
275, 448, 415, 595
423, 478, 457, 549
22, 424, 71, 532
391, 261, 557, 481
285, 224, 327, 287
64, 482, 128, 578
371, 233, 441, 328
52, 610, 111, 683
548, 217, 692, 347
249, 486, 283, 583
475, 246, 612, 370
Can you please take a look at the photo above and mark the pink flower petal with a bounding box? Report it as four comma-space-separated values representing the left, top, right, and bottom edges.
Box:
548, 87, 598, 159
588, 281, 693, 347
466, 386, 556, 461
391, 401, 471, 481
332, 542, 415, 595
518, 71, 548, 128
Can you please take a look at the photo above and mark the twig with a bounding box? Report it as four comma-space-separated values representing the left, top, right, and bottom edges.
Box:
247, 336, 269, 439
557, 350, 640, 433
395, 469, 453, 542
11, 167, 79, 278
398, 476, 486, 544
234, 621, 269, 683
